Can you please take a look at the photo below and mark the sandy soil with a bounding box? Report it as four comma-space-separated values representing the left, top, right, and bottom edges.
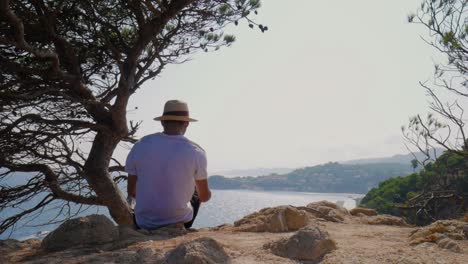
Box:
321, 221, 467, 264
2, 220, 467, 263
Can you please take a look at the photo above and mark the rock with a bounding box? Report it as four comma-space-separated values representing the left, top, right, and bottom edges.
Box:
463, 224, 468, 239
41, 214, 119, 251
83, 247, 162, 264
113, 223, 188, 250
0, 239, 23, 251
264, 225, 336, 261
437, 237, 462, 253
0, 238, 41, 258
234, 206, 308, 232
410, 220, 467, 245
163, 237, 229, 264
361, 215, 409, 226
395, 255, 428, 264
307, 200, 349, 215
0, 238, 41, 263
349, 207, 378, 217
119, 225, 148, 239
307, 200, 339, 209
119, 247, 162, 264
304, 201, 349, 222
410, 220, 466, 253
317, 205, 333, 214
0, 238, 40, 251
328, 210, 345, 221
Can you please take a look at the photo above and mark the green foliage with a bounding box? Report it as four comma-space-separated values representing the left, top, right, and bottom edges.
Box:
224, 35, 236, 44
442, 31, 456, 47
361, 152, 468, 214
360, 173, 423, 214
411, 159, 419, 170
249, 0, 261, 8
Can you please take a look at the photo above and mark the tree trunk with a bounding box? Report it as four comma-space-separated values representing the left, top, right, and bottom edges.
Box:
84, 132, 133, 225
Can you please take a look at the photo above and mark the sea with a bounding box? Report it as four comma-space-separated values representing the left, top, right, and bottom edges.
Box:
0, 189, 364, 241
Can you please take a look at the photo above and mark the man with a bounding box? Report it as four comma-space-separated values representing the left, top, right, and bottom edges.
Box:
125, 100, 211, 230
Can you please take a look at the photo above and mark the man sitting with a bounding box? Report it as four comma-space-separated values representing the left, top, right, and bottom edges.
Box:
125, 100, 211, 230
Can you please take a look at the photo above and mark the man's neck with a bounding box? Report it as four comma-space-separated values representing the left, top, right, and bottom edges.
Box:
163, 130, 183, 136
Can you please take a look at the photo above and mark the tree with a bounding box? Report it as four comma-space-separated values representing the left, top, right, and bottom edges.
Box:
403, 0, 467, 163
395, 0, 468, 224
411, 158, 419, 172
360, 152, 467, 225
0, 0, 265, 235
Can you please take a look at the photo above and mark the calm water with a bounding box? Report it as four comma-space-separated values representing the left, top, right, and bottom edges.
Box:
0, 189, 363, 240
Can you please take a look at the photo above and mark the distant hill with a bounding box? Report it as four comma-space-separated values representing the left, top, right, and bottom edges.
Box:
343, 149, 443, 165
210, 168, 294, 178
209, 162, 413, 194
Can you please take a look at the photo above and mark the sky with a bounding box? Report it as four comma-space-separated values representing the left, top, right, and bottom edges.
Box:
121, 0, 445, 172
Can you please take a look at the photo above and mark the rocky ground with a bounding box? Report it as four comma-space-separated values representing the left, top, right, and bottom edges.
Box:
1, 201, 467, 264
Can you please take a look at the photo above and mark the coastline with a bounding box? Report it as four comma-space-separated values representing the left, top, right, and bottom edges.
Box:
3, 190, 364, 241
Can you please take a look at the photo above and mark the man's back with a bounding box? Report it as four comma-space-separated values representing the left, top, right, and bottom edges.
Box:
125, 132, 207, 229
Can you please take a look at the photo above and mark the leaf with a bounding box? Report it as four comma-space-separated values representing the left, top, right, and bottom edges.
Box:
224, 35, 236, 44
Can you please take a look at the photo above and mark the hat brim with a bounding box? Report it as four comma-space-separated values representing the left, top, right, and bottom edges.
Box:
153, 115, 198, 122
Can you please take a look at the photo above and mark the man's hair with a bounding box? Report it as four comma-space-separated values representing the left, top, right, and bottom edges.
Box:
161, 120, 188, 126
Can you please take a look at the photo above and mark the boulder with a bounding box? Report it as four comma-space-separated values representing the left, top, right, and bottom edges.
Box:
410, 220, 467, 245
316, 205, 333, 214
360, 214, 409, 226
234, 206, 309, 232
163, 237, 229, 264
0, 238, 40, 251
116, 247, 163, 264
0, 239, 23, 252
41, 214, 119, 251
264, 225, 336, 261
328, 210, 345, 221
304, 201, 349, 222
437, 237, 462, 253
349, 207, 378, 217
307, 200, 349, 215
0, 238, 41, 263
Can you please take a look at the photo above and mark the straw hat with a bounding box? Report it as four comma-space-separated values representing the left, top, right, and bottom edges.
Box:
153, 100, 198, 122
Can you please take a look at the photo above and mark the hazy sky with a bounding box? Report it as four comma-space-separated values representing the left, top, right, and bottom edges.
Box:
122, 0, 444, 172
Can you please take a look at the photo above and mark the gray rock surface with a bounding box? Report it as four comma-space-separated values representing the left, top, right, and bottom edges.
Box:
349, 207, 378, 216
360, 214, 409, 226
264, 225, 336, 261
163, 237, 229, 264
437, 237, 462, 253
41, 214, 119, 251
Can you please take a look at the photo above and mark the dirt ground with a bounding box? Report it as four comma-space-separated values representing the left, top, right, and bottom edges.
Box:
2, 219, 467, 263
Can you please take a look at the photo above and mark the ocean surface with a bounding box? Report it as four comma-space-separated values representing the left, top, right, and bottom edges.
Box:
0, 189, 363, 241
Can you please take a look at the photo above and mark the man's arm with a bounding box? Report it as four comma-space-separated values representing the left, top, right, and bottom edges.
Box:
127, 174, 137, 198
195, 179, 211, 202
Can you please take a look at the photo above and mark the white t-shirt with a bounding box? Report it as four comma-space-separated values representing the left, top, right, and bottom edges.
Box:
125, 132, 207, 229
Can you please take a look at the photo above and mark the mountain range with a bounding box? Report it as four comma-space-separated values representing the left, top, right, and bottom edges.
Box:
208, 150, 444, 194
211, 149, 443, 178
